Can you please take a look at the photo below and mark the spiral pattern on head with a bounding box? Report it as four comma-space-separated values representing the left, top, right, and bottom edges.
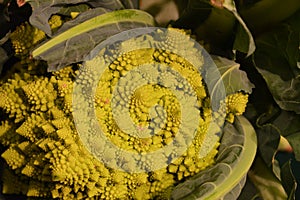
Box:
73, 27, 226, 173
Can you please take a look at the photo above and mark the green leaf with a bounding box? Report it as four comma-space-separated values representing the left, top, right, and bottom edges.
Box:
281, 160, 297, 200
272, 159, 282, 182
174, 0, 255, 56
171, 116, 257, 200
237, 177, 262, 200
31, 9, 155, 71
253, 10, 300, 113
256, 107, 300, 161
238, 0, 300, 35
171, 0, 212, 29
26, 0, 138, 35
205, 56, 254, 111
269, 110, 300, 138
256, 69, 300, 114
195, 7, 236, 54
222, 0, 255, 56
256, 124, 281, 168
222, 175, 247, 200
87, 0, 138, 10
248, 156, 288, 200
54, 7, 110, 34
266, 111, 300, 161
286, 133, 300, 161
209, 56, 255, 96
58, 3, 90, 17
86, 0, 127, 9
233, 22, 255, 56
118, 0, 139, 9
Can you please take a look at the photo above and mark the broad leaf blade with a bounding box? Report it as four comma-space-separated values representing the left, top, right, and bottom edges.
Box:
223, 0, 256, 56
237, 177, 262, 200
205, 56, 254, 111
173, 0, 255, 56
222, 175, 247, 200
26, 0, 138, 35
194, 7, 236, 56
281, 160, 297, 200
248, 156, 288, 200
55, 7, 110, 34
238, 0, 300, 35
233, 22, 255, 56
86, 0, 138, 10
119, 0, 139, 9
255, 106, 300, 162
172, 0, 212, 29
209, 56, 254, 96
286, 133, 300, 161
27, 0, 85, 35
256, 69, 300, 114
256, 107, 300, 161
31, 9, 155, 71
256, 124, 281, 167
253, 10, 300, 113
86, 0, 126, 9
171, 116, 257, 200
58, 3, 90, 17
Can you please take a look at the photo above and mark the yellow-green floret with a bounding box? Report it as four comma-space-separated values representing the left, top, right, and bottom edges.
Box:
225, 92, 249, 123
10, 15, 64, 58
10, 22, 46, 58
0, 27, 250, 199
48, 15, 64, 32
7, 17, 65, 75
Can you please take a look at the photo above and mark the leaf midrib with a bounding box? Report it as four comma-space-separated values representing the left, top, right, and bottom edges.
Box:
32, 9, 154, 57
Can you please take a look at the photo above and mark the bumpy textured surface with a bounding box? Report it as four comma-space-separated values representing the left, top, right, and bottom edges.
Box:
0, 27, 249, 199
48, 15, 64, 32
10, 22, 46, 58
225, 92, 249, 123
4, 15, 65, 77
10, 15, 63, 59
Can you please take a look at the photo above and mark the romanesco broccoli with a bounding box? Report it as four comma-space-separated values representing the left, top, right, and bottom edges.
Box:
10, 22, 46, 58
0, 27, 250, 199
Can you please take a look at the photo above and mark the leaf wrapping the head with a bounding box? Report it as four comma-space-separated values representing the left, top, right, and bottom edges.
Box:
31, 9, 155, 71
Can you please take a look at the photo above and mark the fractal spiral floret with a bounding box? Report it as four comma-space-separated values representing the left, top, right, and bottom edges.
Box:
5, 14, 65, 75
10, 22, 46, 58
0, 26, 249, 199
